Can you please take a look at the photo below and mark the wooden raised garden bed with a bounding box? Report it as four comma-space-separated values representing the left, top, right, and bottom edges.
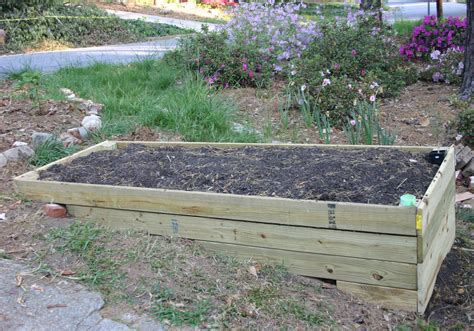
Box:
14, 141, 456, 313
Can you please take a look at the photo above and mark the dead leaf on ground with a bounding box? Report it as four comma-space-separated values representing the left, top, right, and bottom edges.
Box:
419, 117, 430, 127
15, 275, 23, 287
248, 265, 258, 278
59, 269, 76, 276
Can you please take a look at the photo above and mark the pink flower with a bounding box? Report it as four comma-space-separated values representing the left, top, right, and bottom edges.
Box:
242, 63, 248, 72
350, 119, 356, 126
322, 78, 331, 87
369, 95, 376, 102
248, 70, 254, 78
351, 49, 357, 56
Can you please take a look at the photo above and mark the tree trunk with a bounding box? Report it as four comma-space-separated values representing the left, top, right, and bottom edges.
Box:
436, 0, 443, 19
460, 0, 474, 99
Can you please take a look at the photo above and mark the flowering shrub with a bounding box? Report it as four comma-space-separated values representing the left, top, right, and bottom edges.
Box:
420, 48, 464, 85
400, 16, 467, 60
169, 0, 319, 88
291, 12, 417, 124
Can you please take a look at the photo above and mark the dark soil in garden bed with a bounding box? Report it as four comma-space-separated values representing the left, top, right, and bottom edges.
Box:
39, 144, 440, 205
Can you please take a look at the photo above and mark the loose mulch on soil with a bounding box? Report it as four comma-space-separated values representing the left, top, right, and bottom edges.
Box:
39, 144, 439, 205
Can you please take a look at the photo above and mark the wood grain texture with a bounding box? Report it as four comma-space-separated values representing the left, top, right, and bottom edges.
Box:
200, 241, 417, 289
417, 201, 456, 313
14, 177, 417, 235
337, 281, 417, 311
416, 146, 456, 262
67, 205, 417, 263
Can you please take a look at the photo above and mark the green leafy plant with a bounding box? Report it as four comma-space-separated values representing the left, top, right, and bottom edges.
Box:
292, 13, 417, 124
13, 70, 42, 107
30, 138, 78, 166
0, 4, 189, 52
458, 107, 474, 146
343, 101, 396, 145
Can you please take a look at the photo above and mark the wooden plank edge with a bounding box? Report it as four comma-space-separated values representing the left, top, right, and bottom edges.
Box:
114, 140, 438, 153
197, 241, 417, 289
418, 145, 455, 233
67, 205, 418, 263
417, 204, 455, 314
15, 178, 416, 235
337, 281, 417, 312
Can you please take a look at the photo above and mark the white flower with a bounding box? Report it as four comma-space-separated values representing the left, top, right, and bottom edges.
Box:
322, 78, 331, 87
326, 69, 331, 74
301, 84, 307, 92
430, 50, 441, 60
348, 84, 352, 89
369, 95, 376, 102
291, 70, 296, 76
320, 71, 325, 77
370, 82, 379, 89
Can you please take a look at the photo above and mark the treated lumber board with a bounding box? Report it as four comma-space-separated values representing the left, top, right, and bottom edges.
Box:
419, 184, 455, 261
67, 205, 417, 263
417, 202, 455, 314
115, 141, 435, 153
416, 146, 455, 262
200, 242, 417, 289
417, 146, 455, 233
15, 178, 417, 235
337, 281, 417, 311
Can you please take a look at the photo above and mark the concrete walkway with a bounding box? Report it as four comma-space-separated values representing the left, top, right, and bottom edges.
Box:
0, 37, 178, 78
0, 259, 164, 330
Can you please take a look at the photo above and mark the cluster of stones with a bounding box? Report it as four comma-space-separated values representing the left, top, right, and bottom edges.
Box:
0, 89, 103, 168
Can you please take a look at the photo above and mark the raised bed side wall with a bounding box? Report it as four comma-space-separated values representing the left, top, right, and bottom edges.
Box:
14, 141, 456, 313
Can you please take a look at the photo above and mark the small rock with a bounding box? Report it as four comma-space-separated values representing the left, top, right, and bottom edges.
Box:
67, 127, 89, 140
42, 204, 67, 218
462, 159, 474, 177
78, 100, 104, 115
60, 88, 76, 99
455, 146, 473, 170
3, 146, 34, 161
12, 141, 28, 147
81, 115, 102, 132
0, 153, 7, 168
32, 132, 55, 149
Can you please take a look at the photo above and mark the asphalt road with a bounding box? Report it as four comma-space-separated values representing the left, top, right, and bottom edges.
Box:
387, 2, 466, 21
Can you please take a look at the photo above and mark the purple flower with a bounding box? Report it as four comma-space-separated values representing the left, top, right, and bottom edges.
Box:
432, 71, 443, 82
350, 119, 357, 126
351, 49, 358, 56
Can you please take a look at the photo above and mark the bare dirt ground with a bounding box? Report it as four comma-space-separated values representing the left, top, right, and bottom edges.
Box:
0, 79, 473, 329
224, 81, 464, 147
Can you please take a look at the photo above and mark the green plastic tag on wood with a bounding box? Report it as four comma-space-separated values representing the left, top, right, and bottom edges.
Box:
400, 194, 416, 207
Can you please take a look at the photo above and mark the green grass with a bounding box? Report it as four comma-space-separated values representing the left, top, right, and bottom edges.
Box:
47, 222, 124, 297
30, 138, 79, 166
393, 20, 420, 38
43, 60, 260, 142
